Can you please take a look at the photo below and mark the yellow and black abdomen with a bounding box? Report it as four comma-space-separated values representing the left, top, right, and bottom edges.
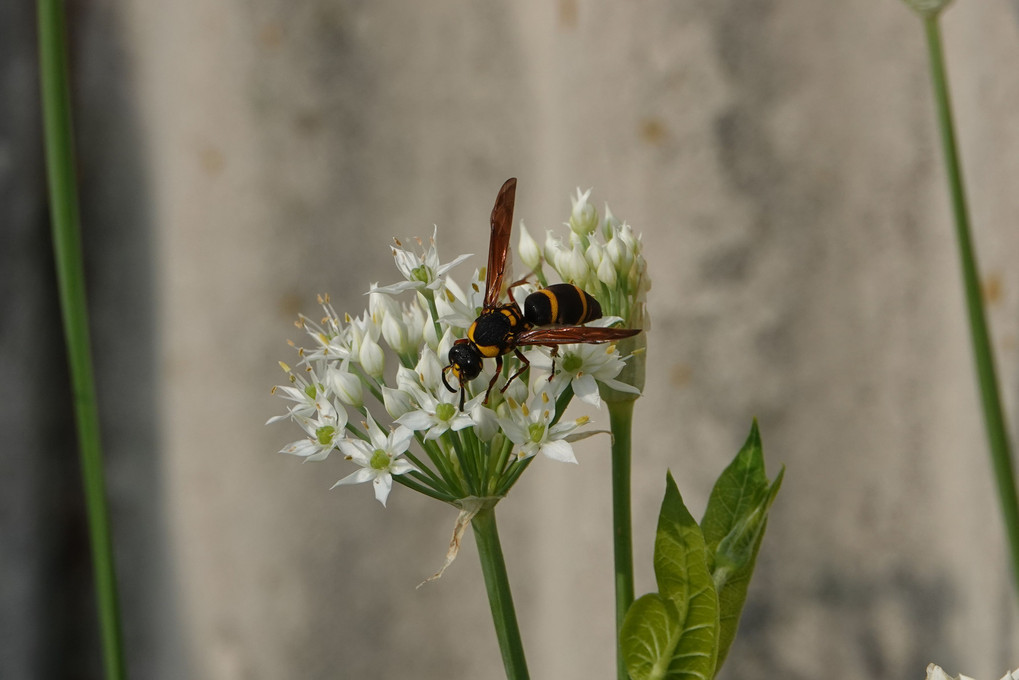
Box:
523, 283, 602, 326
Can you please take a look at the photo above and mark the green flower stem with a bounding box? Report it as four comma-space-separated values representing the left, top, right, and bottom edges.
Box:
37, 2, 126, 679
923, 13, 1019, 596
393, 474, 454, 503
607, 398, 635, 680
472, 506, 530, 680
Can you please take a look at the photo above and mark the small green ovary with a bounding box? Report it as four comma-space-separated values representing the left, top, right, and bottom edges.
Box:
315, 425, 335, 446
528, 423, 546, 444
370, 449, 391, 470
411, 264, 432, 283
561, 354, 583, 374
435, 402, 457, 422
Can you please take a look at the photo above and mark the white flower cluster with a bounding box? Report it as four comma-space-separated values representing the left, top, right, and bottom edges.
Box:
519, 186, 650, 397
518, 187, 649, 332
270, 209, 644, 507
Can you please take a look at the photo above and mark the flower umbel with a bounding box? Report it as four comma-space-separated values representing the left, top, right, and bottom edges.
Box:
270, 186, 644, 507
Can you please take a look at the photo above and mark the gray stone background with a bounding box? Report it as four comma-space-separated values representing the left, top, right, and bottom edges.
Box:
4, 0, 1019, 678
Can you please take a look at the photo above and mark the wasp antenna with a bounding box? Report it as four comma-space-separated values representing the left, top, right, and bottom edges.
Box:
441, 365, 457, 394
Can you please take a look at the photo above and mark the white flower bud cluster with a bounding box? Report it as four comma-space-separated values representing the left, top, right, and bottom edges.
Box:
523, 188, 650, 331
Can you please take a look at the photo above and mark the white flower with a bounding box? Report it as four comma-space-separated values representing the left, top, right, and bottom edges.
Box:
528, 326, 640, 407
374, 226, 472, 295
297, 298, 355, 363
279, 397, 348, 462
333, 413, 417, 506
497, 389, 589, 463
435, 272, 485, 330
395, 360, 480, 439
267, 361, 323, 425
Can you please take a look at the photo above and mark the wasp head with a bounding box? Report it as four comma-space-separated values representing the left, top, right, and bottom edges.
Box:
442, 339, 483, 410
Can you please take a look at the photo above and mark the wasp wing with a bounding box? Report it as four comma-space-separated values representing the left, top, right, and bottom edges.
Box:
515, 326, 640, 346
484, 178, 517, 309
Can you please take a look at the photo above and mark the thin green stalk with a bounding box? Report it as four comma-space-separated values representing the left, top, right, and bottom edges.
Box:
37, 2, 126, 679
472, 507, 530, 680
923, 12, 1019, 596
608, 399, 635, 680
393, 474, 455, 504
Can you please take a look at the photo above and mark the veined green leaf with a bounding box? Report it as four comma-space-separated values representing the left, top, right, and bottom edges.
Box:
620, 594, 682, 680
701, 419, 769, 560
699, 420, 783, 673
622, 472, 719, 680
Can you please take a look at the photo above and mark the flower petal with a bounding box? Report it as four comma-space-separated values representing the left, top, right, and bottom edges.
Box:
572, 374, 601, 406
331, 467, 376, 489
388, 425, 415, 454
373, 474, 394, 506
395, 410, 435, 432
389, 458, 418, 475
540, 439, 578, 464
338, 439, 371, 463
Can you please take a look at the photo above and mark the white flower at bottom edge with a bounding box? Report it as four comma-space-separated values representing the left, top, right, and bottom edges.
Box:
497, 389, 589, 463
333, 413, 417, 506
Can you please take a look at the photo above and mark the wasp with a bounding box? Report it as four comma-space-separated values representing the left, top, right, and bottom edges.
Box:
441, 177, 641, 410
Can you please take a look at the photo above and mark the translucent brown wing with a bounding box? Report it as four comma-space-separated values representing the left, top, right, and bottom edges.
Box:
515, 326, 640, 346
484, 178, 517, 309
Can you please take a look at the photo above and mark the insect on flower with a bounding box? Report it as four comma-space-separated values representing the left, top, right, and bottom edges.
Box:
442, 178, 641, 410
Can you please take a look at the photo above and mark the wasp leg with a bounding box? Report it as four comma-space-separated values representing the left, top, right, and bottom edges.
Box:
458, 384, 466, 412
483, 354, 504, 404
501, 348, 531, 393
548, 345, 559, 381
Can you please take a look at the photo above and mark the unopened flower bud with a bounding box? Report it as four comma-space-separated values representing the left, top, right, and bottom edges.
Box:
518, 221, 542, 271
415, 351, 443, 391
470, 403, 499, 441
569, 188, 598, 235
381, 312, 408, 354
565, 243, 590, 285
545, 230, 565, 266
605, 234, 627, 270
327, 365, 364, 408
382, 386, 415, 419
597, 256, 617, 287
600, 204, 619, 240
359, 336, 385, 378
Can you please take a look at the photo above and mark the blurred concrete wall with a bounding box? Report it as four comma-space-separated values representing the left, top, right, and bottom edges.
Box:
6, 0, 1019, 678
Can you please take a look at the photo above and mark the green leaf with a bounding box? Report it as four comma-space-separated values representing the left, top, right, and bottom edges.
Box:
701, 419, 768, 559
620, 594, 682, 680
699, 420, 783, 673
621, 472, 719, 680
